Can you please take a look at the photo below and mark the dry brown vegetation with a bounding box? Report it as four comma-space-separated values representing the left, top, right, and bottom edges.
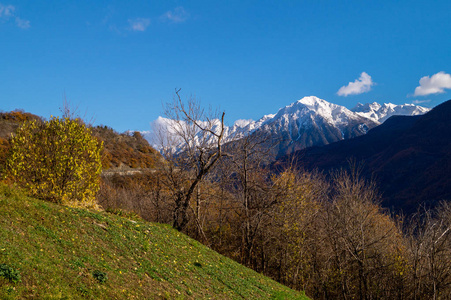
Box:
91, 126, 162, 170
98, 161, 451, 299
0, 110, 43, 168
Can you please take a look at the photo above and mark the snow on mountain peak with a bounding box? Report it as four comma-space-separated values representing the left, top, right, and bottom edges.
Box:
233, 119, 254, 128
297, 96, 325, 107
280, 96, 331, 115
145, 97, 430, 155
272, 96, 360, 129
353, 102, 382, 112
351, 102, 431, 123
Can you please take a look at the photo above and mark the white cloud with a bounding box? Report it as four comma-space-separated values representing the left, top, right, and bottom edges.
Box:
162, 6, 189, 23
413, 71, 451, 96
0, 4, 30, 29
128, 18, 150, 31
0, 4, 14, 18
15, 17, 29, 29
337, 72, 374, 96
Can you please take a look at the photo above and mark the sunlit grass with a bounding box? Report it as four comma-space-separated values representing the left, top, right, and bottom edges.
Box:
0, 183, 308, 299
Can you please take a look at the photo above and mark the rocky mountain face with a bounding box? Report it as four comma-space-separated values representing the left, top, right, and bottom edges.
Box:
249, 96, 378, 157
351, 102, 430, 123
276, 99, 451, 215
145, 97, 430, 159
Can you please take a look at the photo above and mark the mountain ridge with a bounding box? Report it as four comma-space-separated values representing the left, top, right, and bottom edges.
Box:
145, 97, 430, 158
351, 101, 430, 123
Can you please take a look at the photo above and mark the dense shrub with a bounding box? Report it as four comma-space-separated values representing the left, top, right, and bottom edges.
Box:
0, 263, 21, 283
4, 117, 103, 207
97, 171, 174, 224
92, 270, 108, 283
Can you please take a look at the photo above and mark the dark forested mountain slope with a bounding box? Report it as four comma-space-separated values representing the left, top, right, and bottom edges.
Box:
277, 100, 451, 214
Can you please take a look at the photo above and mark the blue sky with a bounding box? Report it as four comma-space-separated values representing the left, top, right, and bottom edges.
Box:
1, 1, 451, 132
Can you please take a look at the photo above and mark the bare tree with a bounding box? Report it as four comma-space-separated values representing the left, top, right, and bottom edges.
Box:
156, 89, 226, 235
406, 202, 451, 299
320, 168, 407, 299
227, 133, 275, 267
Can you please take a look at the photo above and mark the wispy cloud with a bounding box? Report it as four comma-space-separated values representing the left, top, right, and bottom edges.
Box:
412, 99, 431, 105
0, 3, 14, 17
161, 6, 189, 23
0, 3, 30, 29
337, 72, 374, 96
413, 71, 451, 96
128, 18, 150, 31
15, 17, 29, 29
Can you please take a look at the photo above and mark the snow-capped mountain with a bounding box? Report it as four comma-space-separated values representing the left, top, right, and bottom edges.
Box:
226, 114, 275, 140
351, 102, 430, 123
144, 114, 275, 149
144, 97, 430, 158
282, 99, 451, 214
251, 96, 379, 156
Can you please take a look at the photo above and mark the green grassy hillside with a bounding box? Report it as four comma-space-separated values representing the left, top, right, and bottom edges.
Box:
0, 184, 308, 299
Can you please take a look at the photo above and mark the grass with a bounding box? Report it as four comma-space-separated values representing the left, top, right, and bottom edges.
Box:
0, 183, 309, 299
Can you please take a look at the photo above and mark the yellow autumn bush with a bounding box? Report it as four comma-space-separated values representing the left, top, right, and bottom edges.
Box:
4, 116, 103, 208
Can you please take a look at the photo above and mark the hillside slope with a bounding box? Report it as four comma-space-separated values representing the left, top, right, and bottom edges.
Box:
0, 184, 307, 299
91, 126, 164, 170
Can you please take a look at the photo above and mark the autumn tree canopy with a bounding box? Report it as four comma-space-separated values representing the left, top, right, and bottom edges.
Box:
4, 116, 103, 208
